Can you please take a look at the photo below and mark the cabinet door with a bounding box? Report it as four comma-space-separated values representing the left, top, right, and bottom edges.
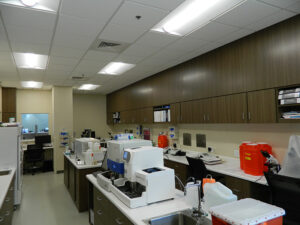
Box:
192, 100, 205, 123
180, 101, 193, 123
170, 103, 180, 124
64, 157, 69, 188
107, 199, 134, 225
247, 89, 276, 123
210, 96, 228, 123
2, 88, 16, 113
107, 112, 113, 125
69, 164, 76, 202
226, 93, 248, 123
141, 107, 153, 124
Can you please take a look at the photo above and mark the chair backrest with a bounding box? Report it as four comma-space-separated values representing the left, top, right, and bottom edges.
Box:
186, 156, 208, 181
264, 172, 300, 225
25, 149, 44, 162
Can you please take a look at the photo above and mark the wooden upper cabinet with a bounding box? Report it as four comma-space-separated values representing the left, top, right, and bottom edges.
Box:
247, 89, 277, 123
107, 112, 113, 125
225, 93, 248, 123
193, 99, 206, 123
2, 87, 16, 113
136, 107, 153, 124
170, 103, 180, 124
180, 101, 193, 123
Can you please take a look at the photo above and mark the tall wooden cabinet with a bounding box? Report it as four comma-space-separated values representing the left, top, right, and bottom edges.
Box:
170, 103, 181, 124
2, 88, 16, 122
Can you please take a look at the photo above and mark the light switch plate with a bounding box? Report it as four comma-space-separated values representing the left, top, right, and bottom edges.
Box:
234, 149, 240, 158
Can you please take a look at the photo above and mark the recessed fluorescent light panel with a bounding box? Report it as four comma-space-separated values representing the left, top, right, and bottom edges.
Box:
152, 0, 224, 36
13, 53, 48, 70
21, 81, 43, 89
0, 0, 60, 12
78, 84, 100, 91
98, 62, 135, 75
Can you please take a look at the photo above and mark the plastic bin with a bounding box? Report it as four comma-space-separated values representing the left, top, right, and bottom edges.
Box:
210, 198, 285, 225
239, 141, 252, 170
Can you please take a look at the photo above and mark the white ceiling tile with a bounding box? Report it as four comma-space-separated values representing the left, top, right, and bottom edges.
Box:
60, 0, 122, 20
152, 48, 188, 61
121, 43, 160, 58
47, 64, 74, 72
89, 76, 112, 84
258, 0, 300, 8
0, 74, 19, 81
135, 31, 179, 48
286, 1, 300, 13
44, 73, 70, 80
128, 0, 184, 11
166, 37, 209, 52
1, 5, 56, 30
0, 52, 13, 61
52, 32, 94, 50
189, 21, 240, 42
6, 25, 53, 46
99, 23, 146, 43
246, 10, 296, 31
84, 50, 117, 62
51, 46, 86, 59
217, 28, 255, 45
19, 69, 45, 81
110, 1, 168, 31
215, 0, 280, 28
114, 54, 143, 64
56, 14, 106, 38
0, 40, 10, 52
48, 56, 80, 67
10, 42, 50, 55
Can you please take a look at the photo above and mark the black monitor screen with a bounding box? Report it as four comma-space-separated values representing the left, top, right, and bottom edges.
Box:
35, 135, 51, 144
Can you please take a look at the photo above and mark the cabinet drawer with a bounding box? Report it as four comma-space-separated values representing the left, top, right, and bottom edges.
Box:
107, 203, 134, 225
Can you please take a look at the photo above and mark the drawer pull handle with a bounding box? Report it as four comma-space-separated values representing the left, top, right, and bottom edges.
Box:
5, 211, 10, 216
97, 196, 102, 201
115, 218, 124, 224
97, 210, 102, 215
5, 197, 10, 202
9, 187, 14, 191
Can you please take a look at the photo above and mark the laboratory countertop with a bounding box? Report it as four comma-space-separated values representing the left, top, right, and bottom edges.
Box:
87, 174, 193, 225
0, 167, 16, 209
64, 153, 103, 170
164, 152, 267, 186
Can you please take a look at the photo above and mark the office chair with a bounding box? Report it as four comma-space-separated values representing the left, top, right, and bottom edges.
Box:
25, 144, 44, 175
264, 172, 300, 225
186, 156, 208, 197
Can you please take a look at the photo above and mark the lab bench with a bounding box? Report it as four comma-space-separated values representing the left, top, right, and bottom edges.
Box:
0, 169, 15, 225
64, 154, 103, 212
87, 174, 192, 225
164, 153, 270, 203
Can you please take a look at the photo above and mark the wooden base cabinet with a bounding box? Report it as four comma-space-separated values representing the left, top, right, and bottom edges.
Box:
64, 155, 100, 212
164, 159, 189, 190
93, 187, 134, 225
0, 176, 15, 225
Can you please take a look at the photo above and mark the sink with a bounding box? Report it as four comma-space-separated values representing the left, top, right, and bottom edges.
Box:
0, 170, 11, 176
145, 210, 212, 225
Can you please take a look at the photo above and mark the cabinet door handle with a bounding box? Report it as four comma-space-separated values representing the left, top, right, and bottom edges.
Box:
115, 218, 124, 225
9, 187, 14, 191
248, 112, 251, 121
242, 112, 245, 120
5, 211, 10, 217
5, 197, 10, 202
0, 217, 3, 223
97, 196, 102, 201
97, 210, 103, 215
203, 114, 206, 121
207, 114, 210, 121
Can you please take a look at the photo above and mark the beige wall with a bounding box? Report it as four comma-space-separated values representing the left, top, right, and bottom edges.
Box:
110, 123, 300, 164
0, 86, 2, 121
73, 94, 110, 138
52, 87, 73, 172
16, 89, 52, 133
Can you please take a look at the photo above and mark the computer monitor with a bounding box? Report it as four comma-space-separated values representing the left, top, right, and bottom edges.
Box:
35, 135, 51, 145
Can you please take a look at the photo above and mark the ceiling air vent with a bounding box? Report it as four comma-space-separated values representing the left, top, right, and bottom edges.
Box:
90, 39, 130, 53
71, 75, 89, 81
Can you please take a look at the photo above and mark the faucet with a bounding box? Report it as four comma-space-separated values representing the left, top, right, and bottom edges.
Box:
174, 176, 207, 219
184, 177, 206, 219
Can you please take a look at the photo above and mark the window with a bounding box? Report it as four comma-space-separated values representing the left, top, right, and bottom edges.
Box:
21, 114, 49, 134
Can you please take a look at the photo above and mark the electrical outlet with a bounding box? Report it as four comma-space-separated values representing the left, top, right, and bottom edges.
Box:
234, 149, 240, 158
208, 147, 214, 153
